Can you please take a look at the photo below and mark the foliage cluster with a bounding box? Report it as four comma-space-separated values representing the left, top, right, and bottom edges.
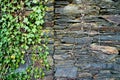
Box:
0, 0, 49, 79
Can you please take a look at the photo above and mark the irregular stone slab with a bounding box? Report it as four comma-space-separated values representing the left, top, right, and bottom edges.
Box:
56, 78, 68, 80
63, 4, 81, 15
94, 35, 120, 41
102, 15, 120, 24
55, 1, 69, 5
78, 72, 92, 78
55, 60, 75, 67
113, 63, 120, 71
55, 44, 82, 50
92, 51, 117, 61
54, 54, 71, 60
78, 77, 93, 80
55, 8, 63, 14
61, 37, 93, 44
94, 70, 120, 80
47, 56, 53, 66
73, 0, 82, 4
56, 77, 76, 80
55, 67, 77, 78
63, 4, 99, 15
116, 57, 120, 64
38, 76, 53, 80
75, 62, 114, 70
90, 44, 119, 54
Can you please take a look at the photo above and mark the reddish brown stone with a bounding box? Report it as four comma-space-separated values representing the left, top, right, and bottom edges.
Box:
44, 21, 54, 27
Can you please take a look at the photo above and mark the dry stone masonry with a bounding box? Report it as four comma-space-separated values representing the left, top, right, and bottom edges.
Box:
1, 0, 120, 80
44, 0, 120, 80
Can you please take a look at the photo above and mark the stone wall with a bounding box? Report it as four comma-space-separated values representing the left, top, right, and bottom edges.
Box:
52, 0, 120, 80
14, 0, 120, 80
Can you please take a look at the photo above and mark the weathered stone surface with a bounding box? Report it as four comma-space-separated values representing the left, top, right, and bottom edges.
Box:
61, 37, 93, 44
93, 70, 120, 80
90, 44, 119, 54
94, 78, 119, 80
47, 56, 53, 66
62, 4, 99, 15
78, 77, 93, 80
75, 62, 114, 70
91, 51, 117, 61
69, 24, 120, 32
55, 44, 83, 50
54, 50, 67, 54
94, 35, 120, 41
63, 4, 82, 15
113, 63, 120, 71
55, 60, 75, 67
54, 25, 67, 30
54, 54, 71, 60
55, 1, 69, 5
102, 15, 120, 25
45, 0, 120, 79
75, 55, 96, 62
38, 76, 53, 80
115, 57, 120, 63
56, 78, 68, 80
55, 8, 63, 14
55, 67, 77, 78
73, 0, 82, 4
78, 73, 92, 78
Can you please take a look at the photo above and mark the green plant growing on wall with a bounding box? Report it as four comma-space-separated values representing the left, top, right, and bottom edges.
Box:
0, 0, 49, 80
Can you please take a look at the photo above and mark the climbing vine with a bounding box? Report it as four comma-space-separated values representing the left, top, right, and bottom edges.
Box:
0, 0, 49, 80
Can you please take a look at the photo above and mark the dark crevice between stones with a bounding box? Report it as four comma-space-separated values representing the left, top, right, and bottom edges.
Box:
118, 50, 120, 55
61, 41, 66, 44
112, 0, 119, 2
56, 0, 73, 3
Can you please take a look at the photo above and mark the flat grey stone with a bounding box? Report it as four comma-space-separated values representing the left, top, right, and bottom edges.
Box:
55, 67, 77, 78
61, 37, 93, 44
78, 72, 92, 78
94, 35, 120, 41
55, 60, 75, 67
113, 63, 120, 71
73, 0, 82, 4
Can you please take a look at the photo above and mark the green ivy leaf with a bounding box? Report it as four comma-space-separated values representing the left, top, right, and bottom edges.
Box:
36, 9, 41, 13
45, 51, 49, 55
32, 28, 37, 33
21, 59, 25, 64
23, 18, 29, 24
35, 21, 41, 25
33, 0, 37, 3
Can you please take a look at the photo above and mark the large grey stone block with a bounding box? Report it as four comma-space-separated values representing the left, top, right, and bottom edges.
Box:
55, 67, 78, 78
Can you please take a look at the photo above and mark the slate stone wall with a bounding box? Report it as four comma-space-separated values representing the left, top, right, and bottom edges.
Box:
52, 0, 120, 80
13, 0, 120, 80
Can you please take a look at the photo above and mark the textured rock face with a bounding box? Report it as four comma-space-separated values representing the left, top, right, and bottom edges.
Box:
90, 44, 119, 54
5, 0, 120, 80
54, 0, 120, 80
63, 4, 81, 15
55, 67, 77, 78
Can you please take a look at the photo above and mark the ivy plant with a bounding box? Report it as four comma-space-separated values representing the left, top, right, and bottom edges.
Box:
0, 0, 49, 80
